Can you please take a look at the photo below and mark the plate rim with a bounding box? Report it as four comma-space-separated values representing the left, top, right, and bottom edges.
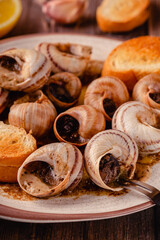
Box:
0, 32, 123, 45
0, 33, 154, 223
0, 201, 153, 223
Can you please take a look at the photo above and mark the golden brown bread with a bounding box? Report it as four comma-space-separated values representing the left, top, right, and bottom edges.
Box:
102, 36, 160, 90
0, 166, 18, 183
96, 0, 150, 32
0, 121, 37, 182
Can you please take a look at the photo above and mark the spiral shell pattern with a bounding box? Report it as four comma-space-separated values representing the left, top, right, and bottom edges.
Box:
0, 88, 9, 114
112, 101, 160, 156
84, 76, 129, 120
9, 90, 57, 138
36, 42, 91, 76
54, 105, 106, 146
132, 74, 160, 109
17, 142, 84, 197
45, 72, 82, 108
0, 48, 51, 92
84, 129, 138, 191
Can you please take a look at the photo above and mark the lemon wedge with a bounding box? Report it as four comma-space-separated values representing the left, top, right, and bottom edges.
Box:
0, 0, 22, 38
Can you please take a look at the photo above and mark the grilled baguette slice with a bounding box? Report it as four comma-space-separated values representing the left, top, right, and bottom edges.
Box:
0, 121, 37, 182
102, 36, 160, 90
96, 0, 150, 32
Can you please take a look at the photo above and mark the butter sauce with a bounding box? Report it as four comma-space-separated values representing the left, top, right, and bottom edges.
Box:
0, 153, 159, 201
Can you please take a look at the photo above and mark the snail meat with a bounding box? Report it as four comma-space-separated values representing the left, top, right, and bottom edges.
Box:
54, 105, 106, 146
45, 72, 82, 108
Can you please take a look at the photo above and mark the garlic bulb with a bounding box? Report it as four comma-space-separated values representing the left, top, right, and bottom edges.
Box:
54, 105, 106, 146
45, 72, 82, 109
9, 90, 57, 138
42, 0, 88, 24
132, 74, 160, 109
17, 142, 84, 197
84, 76, 129, 121
112, 101, 160, 156
84, 129, 138, 191
0, 48, 51, 92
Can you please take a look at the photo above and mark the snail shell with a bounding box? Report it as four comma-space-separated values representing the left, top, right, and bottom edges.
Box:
84, 129, 138, 191
0, 48, 51, 92
54, 105, 106, 146
84, 76, 129, 121
112, 101, 160, 156
8, 90, 57, 138
132, 74, 160, 109
36, 42, 91, 77
0, 88, 9, 114
17, 142, 84, 197
45, 72, 82, 109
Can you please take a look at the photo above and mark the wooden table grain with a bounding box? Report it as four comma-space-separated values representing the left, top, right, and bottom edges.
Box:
0, 0, 160, 239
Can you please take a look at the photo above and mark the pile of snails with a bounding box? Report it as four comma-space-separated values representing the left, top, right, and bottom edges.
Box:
1, 43, 160, 198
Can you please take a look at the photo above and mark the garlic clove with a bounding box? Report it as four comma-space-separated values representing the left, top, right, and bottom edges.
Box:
42, 0, 88, 24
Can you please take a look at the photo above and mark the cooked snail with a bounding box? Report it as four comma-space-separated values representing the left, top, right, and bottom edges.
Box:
35, 42, 91, 76
84, 129, 138, 191
9, 90, 57, 138
0, 48, 51, 92
54, 105, 106, 146
36, 42, 103, 80
84, 76, 129, 120
17, 142, 84, 197
132, 74, 160, 109
0, 88, 9, 114
45, 72, 82, 108
112, 101, 160, 156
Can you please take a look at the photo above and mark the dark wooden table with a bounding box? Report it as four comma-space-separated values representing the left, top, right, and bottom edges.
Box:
0, 0, 160, 239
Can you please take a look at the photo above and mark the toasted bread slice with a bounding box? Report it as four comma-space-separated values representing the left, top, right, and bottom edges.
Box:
102, 36, 160, 90
96, 0, 150, 32
0, 165, 18, 182
0, 121, 37, 167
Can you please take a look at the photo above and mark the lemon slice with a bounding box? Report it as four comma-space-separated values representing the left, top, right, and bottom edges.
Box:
0, 0, 22, 38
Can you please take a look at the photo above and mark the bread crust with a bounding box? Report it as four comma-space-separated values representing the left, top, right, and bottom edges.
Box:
96, 0, 150, 32
102, 36, 160, 90
0, 122, 37, 182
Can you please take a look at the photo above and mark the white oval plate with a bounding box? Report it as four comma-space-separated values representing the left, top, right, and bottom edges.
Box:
0, 33, 159, 223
